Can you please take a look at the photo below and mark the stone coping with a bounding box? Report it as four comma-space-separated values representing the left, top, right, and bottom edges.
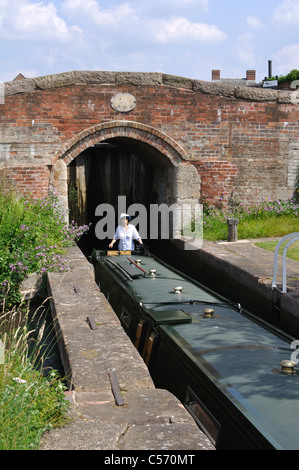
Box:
4, 70, 295, 103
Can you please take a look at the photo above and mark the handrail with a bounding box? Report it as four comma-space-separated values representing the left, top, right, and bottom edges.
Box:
272, 233, 299, 293
105, 258, 134, 282
127, 257, 147, 274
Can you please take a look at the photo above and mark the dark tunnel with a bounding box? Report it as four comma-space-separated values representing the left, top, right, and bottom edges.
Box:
68, 137, 175, 257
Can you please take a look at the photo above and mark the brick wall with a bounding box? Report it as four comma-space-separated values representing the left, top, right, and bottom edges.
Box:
0, 166, 50, 198
1, 71, 299, 207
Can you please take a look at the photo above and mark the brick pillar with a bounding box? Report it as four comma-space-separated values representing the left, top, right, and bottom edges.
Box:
246, 70, 256, 81
212, 70, 220, 81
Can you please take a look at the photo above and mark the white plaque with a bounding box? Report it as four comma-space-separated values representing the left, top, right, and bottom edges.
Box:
111, 93, 137, 112
263, 80, 278, 88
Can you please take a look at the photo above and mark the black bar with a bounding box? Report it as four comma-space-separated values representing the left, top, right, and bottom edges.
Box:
108, 369, 125, 406
86, 316, 98, 330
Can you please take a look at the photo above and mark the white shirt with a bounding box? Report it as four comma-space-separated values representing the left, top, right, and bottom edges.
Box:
114, 224, 141, 250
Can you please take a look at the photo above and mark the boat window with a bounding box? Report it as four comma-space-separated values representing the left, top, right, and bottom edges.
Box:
184, 386, 220, 446
120, 306, 131, 330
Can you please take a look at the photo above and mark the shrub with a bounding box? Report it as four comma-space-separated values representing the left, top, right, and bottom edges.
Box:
0, 181, 86, 449
278, 69, 299, 84
0, 181, 90, 307
0, 303, 69, 449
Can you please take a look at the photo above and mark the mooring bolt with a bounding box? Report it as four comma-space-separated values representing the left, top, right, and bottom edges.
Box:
108, 368, 125, 406
86, 316, 98, 330
227, 218, 239, 242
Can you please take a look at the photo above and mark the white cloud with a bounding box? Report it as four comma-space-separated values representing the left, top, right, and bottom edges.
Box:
61, 1, 226, 51
272, 0, 299, 25
3, 0, 286, 83
235, 32, 256, 66
145, 0, 210, 11
0, 0, 83, 41
246, 15, 263, 30
273, 44, 299, 74
165, 0, 209, 6
153, 17, 227, 44
62, 0, 138, 28
30, 46, 62, 68
61, 0, 222, 45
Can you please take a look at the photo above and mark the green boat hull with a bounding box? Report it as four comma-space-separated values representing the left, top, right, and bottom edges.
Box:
92, 250, 299, 450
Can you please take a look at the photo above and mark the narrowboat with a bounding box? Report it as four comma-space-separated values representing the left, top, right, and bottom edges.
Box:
92, 250, 299, 450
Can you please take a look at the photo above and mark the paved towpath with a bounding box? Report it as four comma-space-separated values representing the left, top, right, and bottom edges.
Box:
203, 237, 299, 291
170, 236, 299, 337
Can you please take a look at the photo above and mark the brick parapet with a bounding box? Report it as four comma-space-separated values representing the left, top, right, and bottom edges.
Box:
4, 70, 297, 104
1, 71, 299, 207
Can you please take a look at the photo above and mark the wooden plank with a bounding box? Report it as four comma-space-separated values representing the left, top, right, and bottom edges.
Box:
144, 332, 156, 366
134, 320, 144, 349
107, 251, 132, 256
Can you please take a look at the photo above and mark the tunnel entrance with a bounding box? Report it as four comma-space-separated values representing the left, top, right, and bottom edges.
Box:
67, 137, 178, 255
51, 120, 201, 257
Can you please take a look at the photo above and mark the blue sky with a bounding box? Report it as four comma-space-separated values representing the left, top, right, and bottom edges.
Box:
1, 0, 299, 83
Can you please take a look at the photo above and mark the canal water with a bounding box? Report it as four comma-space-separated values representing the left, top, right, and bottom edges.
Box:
28, 298, 65, 380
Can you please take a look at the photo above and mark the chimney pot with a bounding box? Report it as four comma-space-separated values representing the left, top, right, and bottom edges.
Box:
212, 70, 220, 81
246, 70, 256, 81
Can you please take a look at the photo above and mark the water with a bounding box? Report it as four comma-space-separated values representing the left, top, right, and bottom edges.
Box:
28, 299, 65, 380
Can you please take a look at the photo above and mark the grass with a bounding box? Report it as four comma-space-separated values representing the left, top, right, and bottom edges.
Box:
0, 302, 69, 450
198, 195, 299, 241
187, 194, 299, 261
255, 240, 299, 263
0, 179, 90, 449
237, 215, 299, 239
200, 213, 299, 243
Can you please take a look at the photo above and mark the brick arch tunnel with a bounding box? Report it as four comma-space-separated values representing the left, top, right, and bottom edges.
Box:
50, 121, 201, 254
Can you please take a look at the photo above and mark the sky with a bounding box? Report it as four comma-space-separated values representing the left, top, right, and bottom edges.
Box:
0, 0, 299, 83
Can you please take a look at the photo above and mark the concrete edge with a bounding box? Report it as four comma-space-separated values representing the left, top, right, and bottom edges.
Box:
41, 245, 214, 450
171, 238, 299, 338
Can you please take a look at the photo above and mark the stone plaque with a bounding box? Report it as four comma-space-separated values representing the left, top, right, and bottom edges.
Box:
111, 92, 137, 113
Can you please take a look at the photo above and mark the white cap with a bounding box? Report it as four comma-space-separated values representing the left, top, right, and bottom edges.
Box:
119, 213, 131, 223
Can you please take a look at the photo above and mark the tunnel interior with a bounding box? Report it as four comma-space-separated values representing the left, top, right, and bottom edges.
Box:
68, 138, 175, 257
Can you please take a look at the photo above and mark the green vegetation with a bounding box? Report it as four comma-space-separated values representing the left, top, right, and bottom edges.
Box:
199, 194, 299, 242
0, 179, 89, 308
255, 240, 299, 263
0, 303, 69, 450
0, 178, 90, 449
265, 69, 299, 84
185, 193, 299, 261
277, 69, 299, 84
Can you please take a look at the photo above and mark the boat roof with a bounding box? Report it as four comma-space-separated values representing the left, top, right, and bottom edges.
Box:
96, 251, 299, 449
